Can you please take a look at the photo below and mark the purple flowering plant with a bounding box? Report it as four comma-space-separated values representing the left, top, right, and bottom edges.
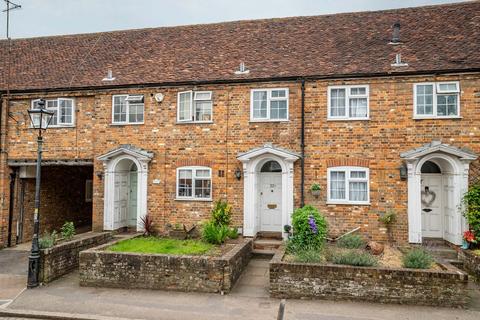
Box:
308, 215, 318, 234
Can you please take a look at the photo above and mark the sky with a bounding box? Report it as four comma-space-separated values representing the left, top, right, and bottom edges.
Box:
0, 0, 466, 39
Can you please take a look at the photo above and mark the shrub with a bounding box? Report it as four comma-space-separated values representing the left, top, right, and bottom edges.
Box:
211, 200, 232, 226
227, 227, 239, 239
294, 247, 325, 263
402, 248, 433, 269
463, 184, 480, 241
330, 249, 378, 267
336, 234, 365, 249
288, 205, 328, 251
39, 230, 57, 249
202, 221, 229, 244
60, 222, 75, 241
140, 214, 155, 236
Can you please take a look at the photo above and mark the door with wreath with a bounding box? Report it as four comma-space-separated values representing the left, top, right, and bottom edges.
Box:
421, 175, 443, 238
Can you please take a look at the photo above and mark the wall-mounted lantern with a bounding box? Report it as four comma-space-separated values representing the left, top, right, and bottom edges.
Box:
234, 167, 242, 181
399, 162, 408, 180
96, 171, 104, 180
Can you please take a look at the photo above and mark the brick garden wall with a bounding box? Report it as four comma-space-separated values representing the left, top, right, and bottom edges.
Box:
79, 238, 252, 293
1, 74, 479, 247
458, 249, 480, 280
269, 248, 469, 307
40, 231, 112, 284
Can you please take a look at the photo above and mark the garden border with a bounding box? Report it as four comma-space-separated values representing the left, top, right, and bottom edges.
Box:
79, 237, 252, 293
39, 231, 112, 284
269, 246, 469, 307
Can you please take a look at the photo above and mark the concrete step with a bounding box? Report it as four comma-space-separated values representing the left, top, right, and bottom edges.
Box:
253, 238, 283, 251
427, 247, 458, 260
255, 231, 282, 240
252, 248, 276, 258
445, 259, 464, 269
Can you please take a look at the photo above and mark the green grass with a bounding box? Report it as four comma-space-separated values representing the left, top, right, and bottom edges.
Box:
107, 237, 214, 255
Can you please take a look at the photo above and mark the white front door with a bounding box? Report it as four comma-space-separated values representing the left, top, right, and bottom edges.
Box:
259, 173, 282, 232
421, 175, 443, 238
113, 172, 129, 229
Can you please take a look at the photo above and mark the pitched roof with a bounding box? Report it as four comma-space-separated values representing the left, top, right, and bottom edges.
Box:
1, 1, 479, 92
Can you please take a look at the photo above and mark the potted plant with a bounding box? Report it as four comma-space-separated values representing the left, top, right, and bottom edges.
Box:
310, 183, 321, 197
378, 210, 397, 244
462, 230, 476, 249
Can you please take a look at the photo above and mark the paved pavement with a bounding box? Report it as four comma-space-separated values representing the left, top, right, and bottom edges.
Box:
0, 245, 29, 308
1, 257, 479, 320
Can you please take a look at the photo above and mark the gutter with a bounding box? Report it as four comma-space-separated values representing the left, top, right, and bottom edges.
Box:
2, 68, 480, 95
300, 78, 305, 207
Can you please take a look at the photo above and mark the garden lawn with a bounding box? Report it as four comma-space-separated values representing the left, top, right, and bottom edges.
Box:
107, 237, 214, 255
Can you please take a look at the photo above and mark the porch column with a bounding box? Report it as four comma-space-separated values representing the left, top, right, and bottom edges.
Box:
407, 160, 422, 243
242, 161, 255, 237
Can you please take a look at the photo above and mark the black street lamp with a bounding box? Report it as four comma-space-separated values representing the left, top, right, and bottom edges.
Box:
26, 99, 54, 288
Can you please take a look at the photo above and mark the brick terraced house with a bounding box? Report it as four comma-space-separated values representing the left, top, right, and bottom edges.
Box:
0, 1, 479, 248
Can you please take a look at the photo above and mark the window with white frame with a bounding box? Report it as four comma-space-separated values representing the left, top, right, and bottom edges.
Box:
176, 167, 212, 200
112, 94, 144, 124
251, 88, 289, 121
414, 82, 460, 118
328, 85, 369, 120
31, 98, 75, 127
177, 91, 213, 122
327, 167, 369, 204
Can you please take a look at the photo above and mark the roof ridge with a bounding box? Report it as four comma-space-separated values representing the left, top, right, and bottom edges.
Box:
0, 0, 474, 42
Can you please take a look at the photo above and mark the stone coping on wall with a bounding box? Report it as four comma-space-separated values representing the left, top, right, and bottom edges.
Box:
270, 246, 469, 307
458, 248, 480, 280
39, 231, 112, 284
79, 236, 252, 293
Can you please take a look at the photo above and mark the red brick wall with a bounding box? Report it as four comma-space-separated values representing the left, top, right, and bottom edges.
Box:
1, 73, 479, 246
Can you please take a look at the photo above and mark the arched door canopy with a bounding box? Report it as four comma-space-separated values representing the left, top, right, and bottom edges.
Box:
98, 145, 153, 231
400, 141, 477, 245
238, 143, 300, 239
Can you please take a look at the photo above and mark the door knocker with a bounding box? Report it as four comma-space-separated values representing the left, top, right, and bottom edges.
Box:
421, 186, 436, 207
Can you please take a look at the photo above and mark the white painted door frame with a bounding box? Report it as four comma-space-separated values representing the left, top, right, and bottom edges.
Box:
405, 152, 471, 245
98, 146, 153, 232
238, 144, 300, 240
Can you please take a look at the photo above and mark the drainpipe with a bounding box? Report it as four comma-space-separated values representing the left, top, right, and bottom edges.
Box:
300, 79, 305, 207
7, 169, 16, 247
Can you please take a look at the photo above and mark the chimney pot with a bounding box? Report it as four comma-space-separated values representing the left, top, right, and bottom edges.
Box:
391, 22, 401, 44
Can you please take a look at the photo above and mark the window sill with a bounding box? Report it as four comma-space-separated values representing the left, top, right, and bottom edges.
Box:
45, 125, 76, 129
175, 198, 213, 202
110, 122, 145, 126
249, 119, 289, 123
327, 117, 370, 121
413, 116, 462, 120
326, 201, 371, 206
176, 121, 214, 125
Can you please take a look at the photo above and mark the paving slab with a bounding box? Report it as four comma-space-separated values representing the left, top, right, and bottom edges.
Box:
3, 257, 480, 320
